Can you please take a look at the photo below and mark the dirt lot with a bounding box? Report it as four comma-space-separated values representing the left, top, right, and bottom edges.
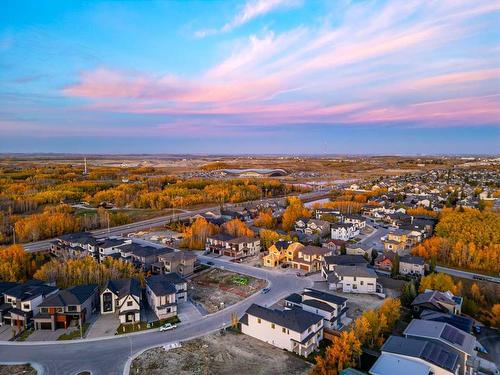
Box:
130, 331, 311, 375
0, 364, 36, 375
189, 268, 266, 313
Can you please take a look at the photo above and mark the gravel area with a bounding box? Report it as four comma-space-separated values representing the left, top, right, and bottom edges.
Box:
0, 364, 37, 375
130, 331, 311, 375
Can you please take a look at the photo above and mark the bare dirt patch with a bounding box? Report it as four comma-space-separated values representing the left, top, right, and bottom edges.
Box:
0, 364, 37, 375
131, 331, 311, 375
189, 268, 266, 313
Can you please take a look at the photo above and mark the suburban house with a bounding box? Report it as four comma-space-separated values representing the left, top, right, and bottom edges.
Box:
322, 255, 368, 278
321, 239, 345, 252
374, 252, 396, 272
239, 303, 324, 357
403, 319, 478, 375
343, 214, 366, 230
331, 223, 359, 241
145, 273, 187, 320
382, 229, 409, 253
100, 278, 141, 324
412, 290, 463, 317
327, 265, 380, 294
52, 232, 100, 260
0, 282, 19, 325
97, 238, 131, 262
284, 288, 348, 331
370, 335, 460, 375
2, 281, 58, 329
118, 243, 173, 271
205, 234, 261, 258
315, 208, 342, 220
33, 284, 98, 331
345, 243, 373, 257
420, 310, 474, 334
294, 218, 331, 237
153, 251, 197, 276
399, 255, 426, 276
262, 241, 304, 268
290, 245, 333, 272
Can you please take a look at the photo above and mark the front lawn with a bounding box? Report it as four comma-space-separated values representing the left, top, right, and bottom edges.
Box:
57, 323, 90, 340
116, 316, 180, 335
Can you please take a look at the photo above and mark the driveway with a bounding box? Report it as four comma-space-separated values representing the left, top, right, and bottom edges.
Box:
177, 301, 203, 323
27, 327, 73, 342
0, 325, 13, 341
477, 327, 500, 369
86, 313, 120, 339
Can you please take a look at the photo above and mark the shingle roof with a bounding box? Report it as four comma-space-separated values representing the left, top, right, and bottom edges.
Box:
39, 284, 98, 307
324, 255, 367, 266
284, 293, 302, 305
4, 283, 57, 301
382, 335, 459, 372
244, 304, 322, 332
0, 282, 19, 295
105, 278, 141, 298
302, 299, 335, 313
400, 256, 425, 266
335, 265, 377, 278
420, 310, 474, 333
145, 273, 184, 296
302, 288, 347, 305
300, 245, 332, 255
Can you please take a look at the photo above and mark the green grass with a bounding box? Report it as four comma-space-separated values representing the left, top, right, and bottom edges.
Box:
57, 323, 90, 340
115, 316, 180, 335
16, 328, 34, 341
232, 275, 249, 285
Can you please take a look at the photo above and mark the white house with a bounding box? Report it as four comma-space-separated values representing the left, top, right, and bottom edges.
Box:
331, 223, 359, 241
284, 288, 348, 331
400, 256, 426, 276
100, 278, 141, 324
343, 214, 366, 230
240, 304, 323, 357
97, 238, 131, 262
328, 265, 379, 294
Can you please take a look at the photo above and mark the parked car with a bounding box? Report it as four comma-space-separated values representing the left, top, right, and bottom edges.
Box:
159, 323, 177, 332
261, 287, 271, 294
474, 325, 481, 334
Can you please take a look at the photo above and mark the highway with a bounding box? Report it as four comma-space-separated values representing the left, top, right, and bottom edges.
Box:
0, 256, 313, 375
21, 190, 329, 253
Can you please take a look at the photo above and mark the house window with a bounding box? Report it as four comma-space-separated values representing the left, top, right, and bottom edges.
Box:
308, 327, 312, 333
360, 281, 364, 285
257, 318, 261, 324
68, 305, 77, 312
271, 323, 275, 329
127, 301, 133, 306
282, 327, 286, 333
23, 303, 29, 310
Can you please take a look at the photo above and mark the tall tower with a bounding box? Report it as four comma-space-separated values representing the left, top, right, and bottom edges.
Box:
83, 157, 88, 175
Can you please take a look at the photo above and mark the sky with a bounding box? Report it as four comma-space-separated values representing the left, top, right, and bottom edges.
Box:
0, 0, 499, 155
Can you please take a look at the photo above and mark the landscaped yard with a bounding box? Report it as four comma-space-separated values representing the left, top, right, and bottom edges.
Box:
130, 331, 311, 375
116, 316, 180, 335
57, 323, 90, 340
189, 268, 266, 313
0, 364, 36, 375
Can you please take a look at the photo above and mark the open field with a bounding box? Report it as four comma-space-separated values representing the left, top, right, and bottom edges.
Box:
130, 331, 311, 375
189, 268, 267, 313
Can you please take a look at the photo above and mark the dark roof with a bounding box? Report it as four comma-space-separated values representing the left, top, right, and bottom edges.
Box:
275, 240, 291, 250
145, 273, 184, 296
302, 299, 335, 313
98, 238, 128, 248
324, 255, 367, 266
412, 290, 457, 309
0, 282, 19, 295
105, 278, 141, 298
382, 335, 459, 372
39, 284, 98, 308
420, 310, 474, 333
300, 245, 331, 255
244, 303, 322, 332
122, 244, 172, 258
284, 293, 303, 305
208, 233, 234, 241
58, 232, 98, 244
400, 255, 425, 265
303, 289, 347, 305
4, 283, 57, 301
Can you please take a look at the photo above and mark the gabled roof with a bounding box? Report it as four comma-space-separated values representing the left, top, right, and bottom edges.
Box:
104, 278, 141, 298
302, 299, 335, 313
382, 335, 459, 372
98, 238, 128, 249
4, 283, 58, 301
420, 310, 474, 333
0, 282, 19, 295
411, 290, 458, 311
324, 255, 367, 266
145, 273, 185, 296
334, 265, 377, 278
299, 245, 332, 255
403, 319, 476, 355
284, 293, 302, 305
39, 284, 98, 307
302, 288, 347, 305
243, 303, 322, 333
400, 256, 425, 266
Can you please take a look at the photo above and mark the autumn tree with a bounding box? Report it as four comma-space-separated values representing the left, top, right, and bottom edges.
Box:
282, 197, 311, 231
180, 217, 219, 250
419, 273, 459, 294
254, 209, 276, 229
221, 219, 254, 238
312, 330, 361, 375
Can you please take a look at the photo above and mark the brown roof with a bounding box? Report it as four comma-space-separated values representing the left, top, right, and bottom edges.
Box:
300, 245, 332, 255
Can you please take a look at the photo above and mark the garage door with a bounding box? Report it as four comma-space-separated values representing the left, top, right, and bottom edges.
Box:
300, 265, 309, 271
39, 322, 52, 330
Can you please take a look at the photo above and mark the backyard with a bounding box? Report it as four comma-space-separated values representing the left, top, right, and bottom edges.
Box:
189, 268, 266, 313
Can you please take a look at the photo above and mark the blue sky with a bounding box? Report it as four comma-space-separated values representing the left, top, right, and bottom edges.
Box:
1, 0, 499, 154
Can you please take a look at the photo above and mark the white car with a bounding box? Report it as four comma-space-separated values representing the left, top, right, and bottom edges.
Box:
159, 323, 177, 332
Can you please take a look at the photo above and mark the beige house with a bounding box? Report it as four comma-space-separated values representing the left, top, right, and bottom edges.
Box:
154, 251, 197, 276
100, 278, 141, 324
290, 245, 333, 272
145, 273, 187, 320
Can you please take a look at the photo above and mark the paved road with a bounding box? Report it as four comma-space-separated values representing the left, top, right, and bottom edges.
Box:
21, 190, 329, 253
0, 257, 313, 375
435, 266, 500, 283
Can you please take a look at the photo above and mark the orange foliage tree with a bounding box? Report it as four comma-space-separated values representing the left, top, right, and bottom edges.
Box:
180, 217, 219, 250
282, 197, 311, 231
254, 209, 276, 229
